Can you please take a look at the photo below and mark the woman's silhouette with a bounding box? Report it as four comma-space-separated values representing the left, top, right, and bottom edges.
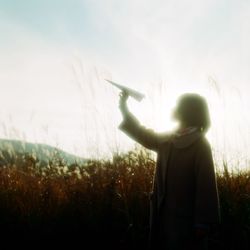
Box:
118, 91, 221, 250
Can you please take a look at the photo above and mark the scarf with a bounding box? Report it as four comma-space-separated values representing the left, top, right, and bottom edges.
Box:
175, 127, 199, 137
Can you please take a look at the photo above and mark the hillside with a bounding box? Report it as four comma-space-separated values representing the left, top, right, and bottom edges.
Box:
0, 138, 87, 166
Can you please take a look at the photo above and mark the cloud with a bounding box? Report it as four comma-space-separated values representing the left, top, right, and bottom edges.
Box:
0, 0, 250, 163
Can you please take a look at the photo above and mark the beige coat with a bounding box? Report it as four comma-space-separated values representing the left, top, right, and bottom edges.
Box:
119, 111, 221, 249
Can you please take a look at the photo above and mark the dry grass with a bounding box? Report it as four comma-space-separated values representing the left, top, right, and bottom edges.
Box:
0, 147, 249, 249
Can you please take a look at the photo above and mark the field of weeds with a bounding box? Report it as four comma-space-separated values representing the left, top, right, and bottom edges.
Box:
0, 147, 249, 249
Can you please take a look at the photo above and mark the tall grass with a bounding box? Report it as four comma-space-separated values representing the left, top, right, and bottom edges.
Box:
0, 147, 249, 249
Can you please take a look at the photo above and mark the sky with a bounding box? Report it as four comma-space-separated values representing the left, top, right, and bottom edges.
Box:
0, 0, 250, 169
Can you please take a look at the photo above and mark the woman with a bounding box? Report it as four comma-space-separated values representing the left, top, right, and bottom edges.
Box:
118, 91, 221, 250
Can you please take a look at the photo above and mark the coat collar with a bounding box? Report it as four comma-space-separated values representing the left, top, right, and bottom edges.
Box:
172, 129, 203, 148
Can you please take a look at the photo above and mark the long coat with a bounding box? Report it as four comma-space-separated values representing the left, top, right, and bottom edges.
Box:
118, 111, 221, 250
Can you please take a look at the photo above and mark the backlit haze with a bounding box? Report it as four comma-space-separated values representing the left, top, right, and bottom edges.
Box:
0, 0, 250, 170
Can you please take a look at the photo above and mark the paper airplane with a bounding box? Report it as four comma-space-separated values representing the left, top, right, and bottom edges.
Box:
105, 79, 145, 102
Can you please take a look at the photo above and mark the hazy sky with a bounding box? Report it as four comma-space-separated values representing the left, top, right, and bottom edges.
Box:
0, 0, 250, 168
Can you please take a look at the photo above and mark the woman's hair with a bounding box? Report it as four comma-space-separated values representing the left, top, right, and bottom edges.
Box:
175, 93, 211, 133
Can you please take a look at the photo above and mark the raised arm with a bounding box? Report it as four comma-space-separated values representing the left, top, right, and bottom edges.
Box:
118, 91, 169, 152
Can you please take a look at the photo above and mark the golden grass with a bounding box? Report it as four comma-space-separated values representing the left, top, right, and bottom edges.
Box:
0, 147, 249, 249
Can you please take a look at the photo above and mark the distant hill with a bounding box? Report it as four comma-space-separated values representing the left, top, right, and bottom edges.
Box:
0, 138, 87, 166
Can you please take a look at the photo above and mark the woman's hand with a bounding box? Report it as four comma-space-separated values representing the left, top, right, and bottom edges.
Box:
119, 91, 129, 116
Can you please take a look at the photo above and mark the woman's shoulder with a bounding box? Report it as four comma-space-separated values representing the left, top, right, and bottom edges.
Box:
195, 134, 213, 156
157, 131, 174, 144
197, 134, 212, 146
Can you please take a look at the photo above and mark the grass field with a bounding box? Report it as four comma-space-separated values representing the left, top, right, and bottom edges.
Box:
0, 147, 249, 249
